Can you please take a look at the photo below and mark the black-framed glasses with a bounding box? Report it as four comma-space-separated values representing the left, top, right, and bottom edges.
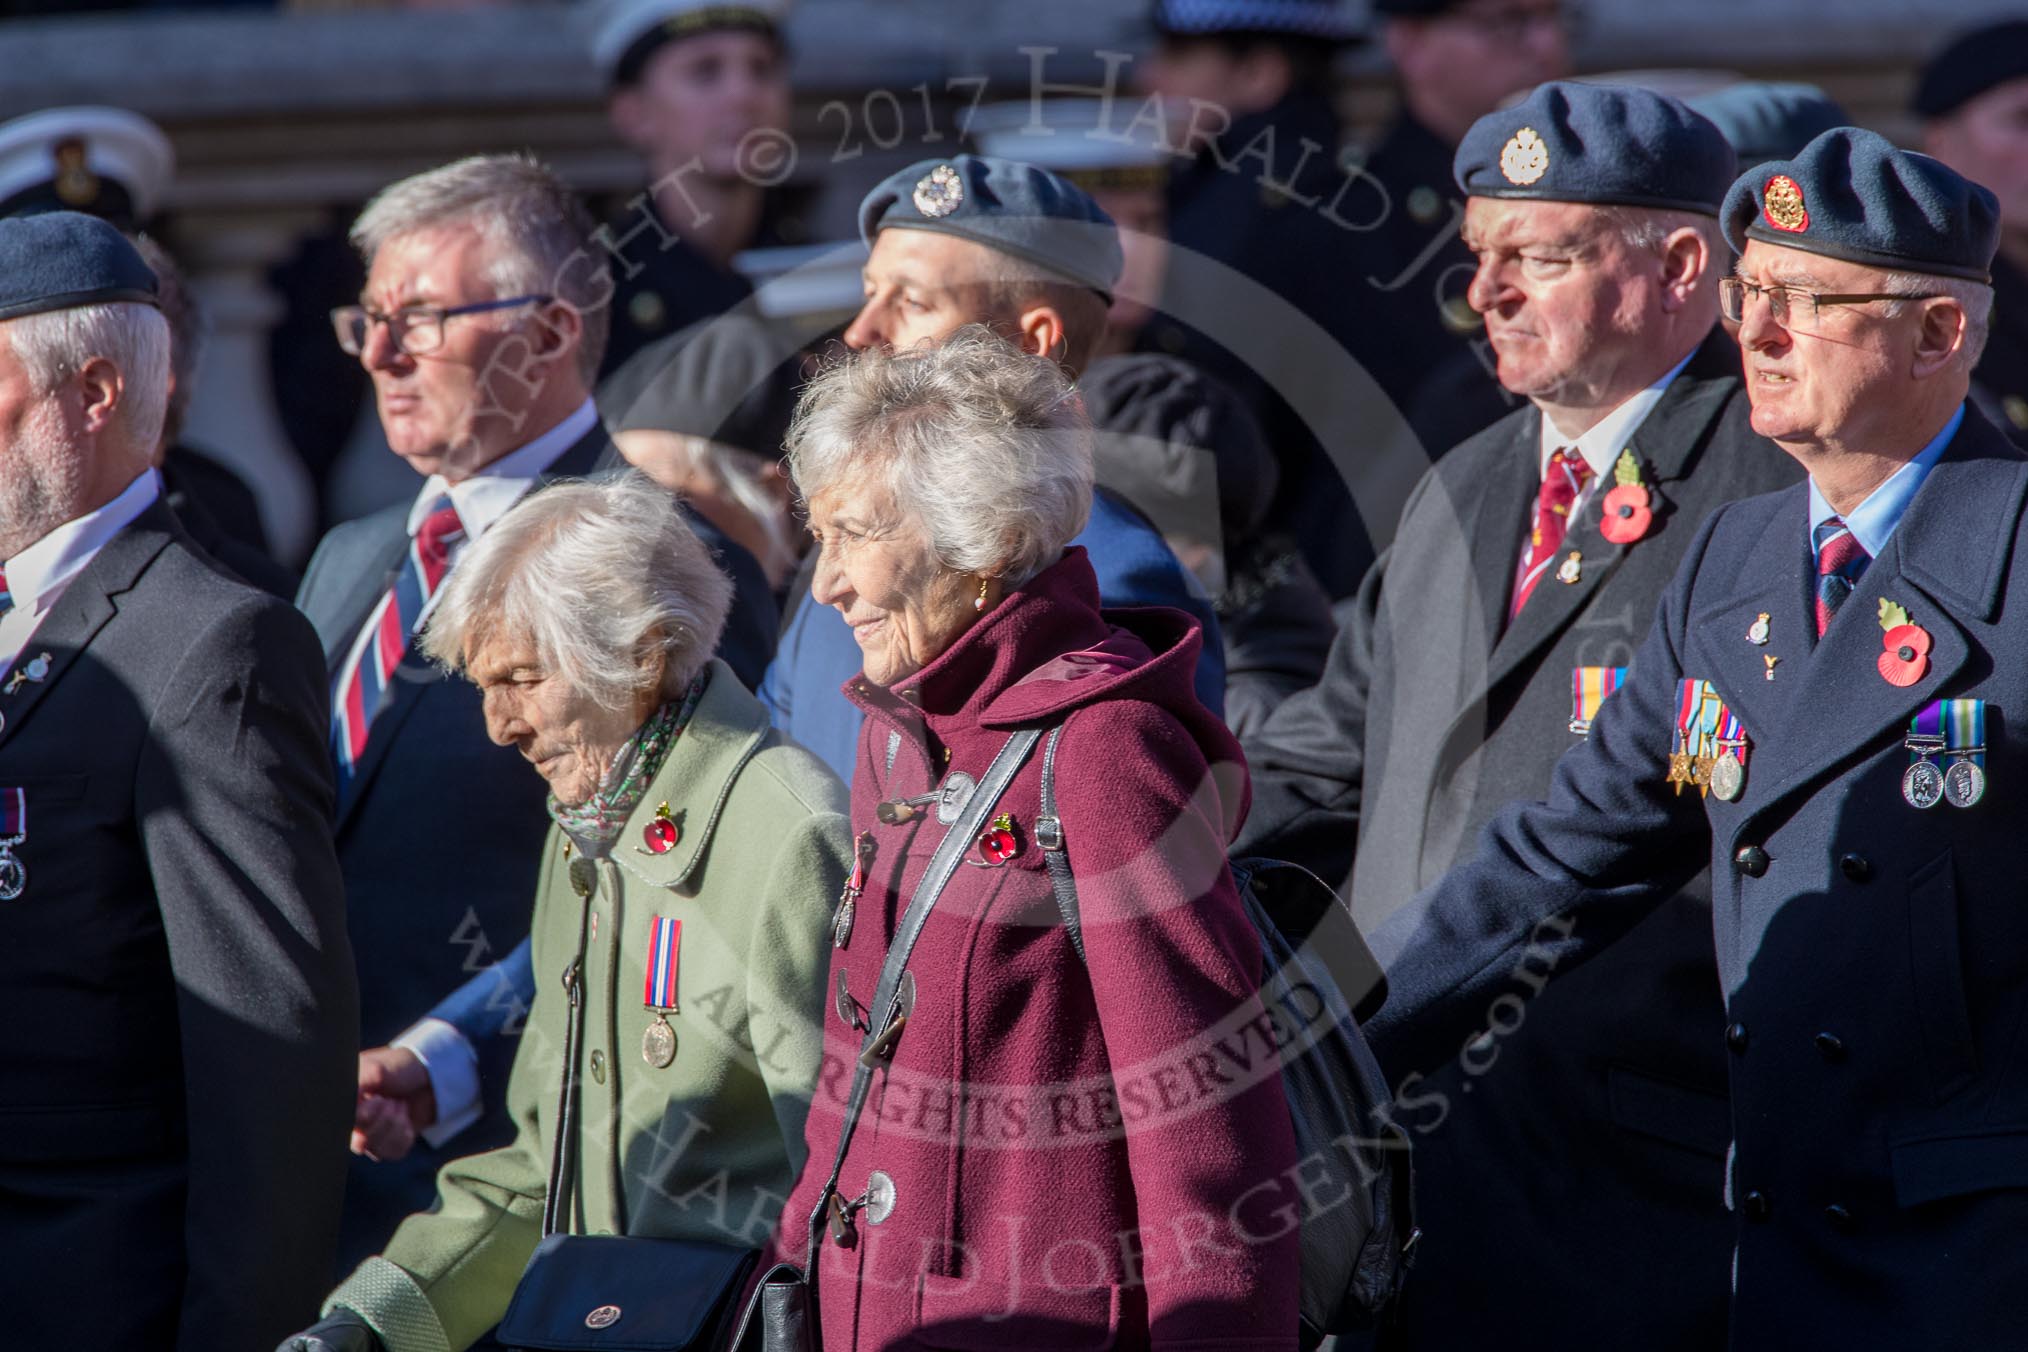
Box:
330, 294, 554, 357
1719, 277, 1937, 333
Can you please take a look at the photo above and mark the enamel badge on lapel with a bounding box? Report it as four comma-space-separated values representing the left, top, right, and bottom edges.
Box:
1556, 551, 1582, 585
1876, 599, 1932, 688
1763, 655, 1779, 682
1599, 451, 1656, 545
972, 812, 1021, 867
1747, 613, 1770, 646
4, 652, 51, 695
639, 802, 679, 855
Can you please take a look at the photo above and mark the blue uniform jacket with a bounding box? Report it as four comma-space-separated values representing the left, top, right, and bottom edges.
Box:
1366, 406, 2028, 1347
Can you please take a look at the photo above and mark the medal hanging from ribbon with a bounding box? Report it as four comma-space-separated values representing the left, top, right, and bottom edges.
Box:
1688, 683, 1723, 795
1667, 679, 1697, 792
0, 787, 23, 901
1710, 705, 1750, 802
1904, 699, 1986, 810
641, 916, 680, 1068
1569, 666, 1626, 736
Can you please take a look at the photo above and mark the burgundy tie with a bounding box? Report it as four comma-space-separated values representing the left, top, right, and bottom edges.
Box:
1512, 447, 1593, 619
1813, 516, 1870, 637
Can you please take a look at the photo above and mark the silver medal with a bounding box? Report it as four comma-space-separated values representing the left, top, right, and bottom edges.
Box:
1710, 753, 1745, 802
1902, 759, 1945, 810
1943, 759, 1986, 810
641, 1015, 677, 1068
0, 849, 22, 901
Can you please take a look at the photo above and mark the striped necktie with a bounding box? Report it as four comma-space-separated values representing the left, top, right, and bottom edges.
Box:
330, 497, 465, 789
1813, 515, 1870, 637
0, 566, 11, 618
1512, 447, 1594, 620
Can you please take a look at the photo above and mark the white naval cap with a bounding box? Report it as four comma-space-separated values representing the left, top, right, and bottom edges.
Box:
589, 0, 793, 86
965, 99, 1171, 192
0, 106, 173, 229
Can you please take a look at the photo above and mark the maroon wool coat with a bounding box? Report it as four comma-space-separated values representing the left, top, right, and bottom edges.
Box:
775, 549, 1301, 1352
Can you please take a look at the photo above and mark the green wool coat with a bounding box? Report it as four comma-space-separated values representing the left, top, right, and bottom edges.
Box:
326, 662, 850, 1352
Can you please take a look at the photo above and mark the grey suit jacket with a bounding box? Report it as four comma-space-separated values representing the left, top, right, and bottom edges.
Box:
0, 500, 355, 1351
1238, 333, 1802, 1350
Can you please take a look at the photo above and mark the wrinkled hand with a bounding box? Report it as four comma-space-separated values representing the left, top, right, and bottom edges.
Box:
351, 1045, 437, 1162
276, 1309, 382, 1352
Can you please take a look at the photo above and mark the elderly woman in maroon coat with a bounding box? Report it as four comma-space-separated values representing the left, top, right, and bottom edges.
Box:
772, 327, 1300, 1350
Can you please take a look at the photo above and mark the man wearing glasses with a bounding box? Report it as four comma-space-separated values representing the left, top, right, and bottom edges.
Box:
295, 153, 766, 1272
1367, 129, 2015, 1345
1236, 83, 1799, 1350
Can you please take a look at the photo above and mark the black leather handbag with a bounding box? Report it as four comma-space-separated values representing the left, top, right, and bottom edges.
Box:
496, 865, 760, 1352
728, 729, 1046, 1352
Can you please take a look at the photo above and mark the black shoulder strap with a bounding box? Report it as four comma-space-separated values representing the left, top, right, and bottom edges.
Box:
1037, 723, 1085, 966
801, 726, 1045, 1264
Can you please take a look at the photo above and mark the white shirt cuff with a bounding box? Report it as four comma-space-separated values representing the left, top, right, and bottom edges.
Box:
390, 1017, 482, 1149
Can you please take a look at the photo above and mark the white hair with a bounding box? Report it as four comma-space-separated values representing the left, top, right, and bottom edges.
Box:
3, 301, 171, 453
786, 326, 1093, 586
1875, 270, 1994, 370
352, 153, 609, 383
421, 472, 733, 711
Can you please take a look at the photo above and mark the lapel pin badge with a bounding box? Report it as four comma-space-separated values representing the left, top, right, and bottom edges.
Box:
1747, 613, 1770, 645
1599, 449, 1657, 545
1876, 599, 1932, 688
1556, 551, 1582, 585
4, 652, 51, 695
1763, 654, 1779, 682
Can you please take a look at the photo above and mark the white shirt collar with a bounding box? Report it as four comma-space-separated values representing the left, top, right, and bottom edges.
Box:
5, 468, 161, 617
405, 399, 599, 540
1536, 349, 1698, 483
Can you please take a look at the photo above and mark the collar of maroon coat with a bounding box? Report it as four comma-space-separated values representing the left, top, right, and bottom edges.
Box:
843, 545, 1209, 730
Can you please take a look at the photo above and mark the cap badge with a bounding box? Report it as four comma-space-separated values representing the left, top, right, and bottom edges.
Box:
913, 163, 965, 219
1500, 127, 1549, 187
1763, 175, 1809, 233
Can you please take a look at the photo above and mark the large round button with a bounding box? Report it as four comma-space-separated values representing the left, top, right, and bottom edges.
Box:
1734, 845, 1770, 878
1726, 1022, 1750, 1054
1742, 1190, 1770, 1222
1839, 853, 1872, 882
1823, 1203, 1855, 1232
589, 1049, 606, 1085
1814, 1032, 1847, 1062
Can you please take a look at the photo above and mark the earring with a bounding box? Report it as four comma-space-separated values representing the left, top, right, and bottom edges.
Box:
974, 577, 990, 612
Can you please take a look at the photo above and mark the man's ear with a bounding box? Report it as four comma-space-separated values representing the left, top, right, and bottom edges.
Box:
1911, 296, 1969, 379
1012, 303, 1069, 364
74, 356, 123, 436
1657, 226, 1713, 313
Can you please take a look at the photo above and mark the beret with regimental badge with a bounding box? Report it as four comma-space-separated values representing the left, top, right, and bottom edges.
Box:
0, 211, 159, 323
1148, 0, 1361, 41
1912, 20, 2028, 120
1721, 127, 2000, 284
1454, 81, 1736, 216
590, 0, 791, 87
0, 106, 172, 231
858, 154, 1124, 301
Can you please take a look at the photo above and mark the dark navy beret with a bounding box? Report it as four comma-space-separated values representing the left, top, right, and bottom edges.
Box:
1454, 82, 1736, 216
1722, 127, 2000, 284
1912, 20, 2028, 119
0, 211, 158, 323
858, 154, 1123, 300
1685, 82, 1848, 165
1150, 0, 1359, 40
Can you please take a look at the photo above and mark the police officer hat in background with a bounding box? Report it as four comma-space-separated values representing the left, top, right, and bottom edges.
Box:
1454, 80, 1737, 215
965, 100, 1170, 197
1147, 0, 1361, 41
0, 210, 160, 322
1721, 126, 2001, 283
0, 106, 172, 233
1685, 82, 1850, 165
858, 153, 1124, 301
1911, 19, 2028, 120
590, 0, 792, 88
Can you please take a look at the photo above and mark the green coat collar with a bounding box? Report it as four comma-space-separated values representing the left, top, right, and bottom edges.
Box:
611, 660, 770, 893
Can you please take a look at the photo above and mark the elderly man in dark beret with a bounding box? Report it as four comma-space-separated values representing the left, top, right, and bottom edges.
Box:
1238, 81, 1803, 1350
0, 212, 356, 1348
1366, 127, 2019, 1347
1915, 18, 2028, 443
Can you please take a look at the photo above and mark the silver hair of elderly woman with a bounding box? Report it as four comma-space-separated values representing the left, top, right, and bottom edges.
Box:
785, 325, 1094, 586
421, 473, 732, 710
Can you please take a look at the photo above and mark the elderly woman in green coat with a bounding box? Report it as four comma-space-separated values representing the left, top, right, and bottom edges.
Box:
282, 475, 850, 1352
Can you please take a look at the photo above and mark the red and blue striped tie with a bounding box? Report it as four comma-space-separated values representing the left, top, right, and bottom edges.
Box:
330, 497, 465, 789
1813, 515, 1870, 637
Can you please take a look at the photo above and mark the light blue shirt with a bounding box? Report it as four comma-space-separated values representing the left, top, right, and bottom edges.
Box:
1807, 402, 1965, 559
